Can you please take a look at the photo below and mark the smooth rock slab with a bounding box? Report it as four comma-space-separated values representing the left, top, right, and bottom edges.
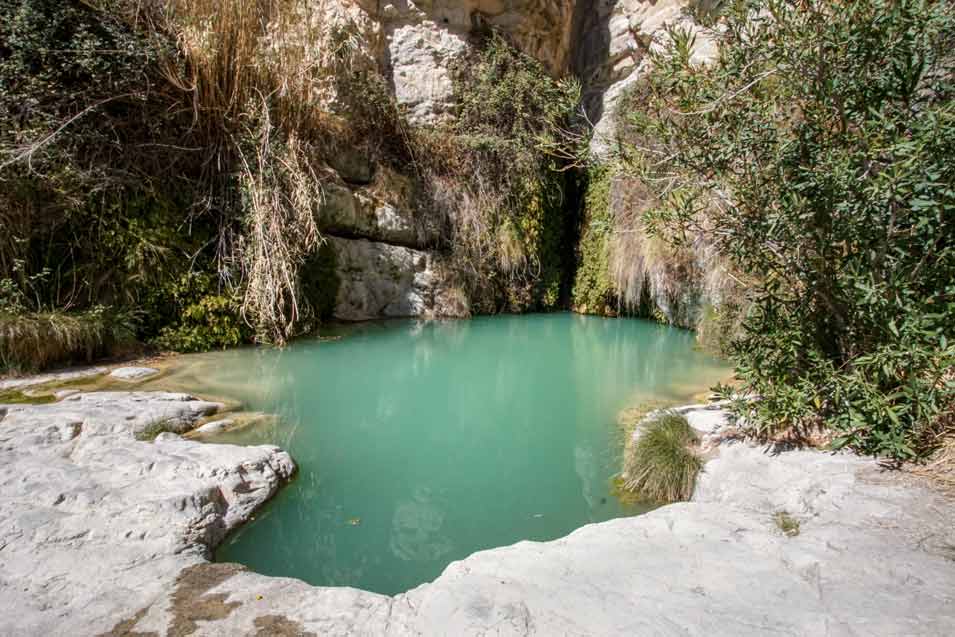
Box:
0, 392, 295, 637
0, 366, 108, 390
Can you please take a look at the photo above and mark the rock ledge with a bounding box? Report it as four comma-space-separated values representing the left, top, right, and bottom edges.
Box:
1, 396, 952, 636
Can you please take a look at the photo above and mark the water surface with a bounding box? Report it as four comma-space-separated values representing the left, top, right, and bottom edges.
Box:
172, 314, 728, 594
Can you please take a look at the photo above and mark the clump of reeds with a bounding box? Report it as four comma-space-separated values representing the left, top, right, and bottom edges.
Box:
623, 410, 703, 503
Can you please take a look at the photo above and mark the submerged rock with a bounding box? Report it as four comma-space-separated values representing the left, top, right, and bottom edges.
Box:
109, 366, 160, 381
193, 418, 236, 435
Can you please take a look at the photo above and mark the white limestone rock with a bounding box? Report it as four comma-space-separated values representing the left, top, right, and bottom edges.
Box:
584, 0, 718, 157
0, 365, 107, 391
387, 20, 469, 123
0, 392, 295, 637
193, 419, 236, 435
374, 1, 576, 123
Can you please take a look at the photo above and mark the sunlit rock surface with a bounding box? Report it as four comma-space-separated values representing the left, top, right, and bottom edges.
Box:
109, 367, 160, 382
0, 392, 295, 637
2, 393, 952, 635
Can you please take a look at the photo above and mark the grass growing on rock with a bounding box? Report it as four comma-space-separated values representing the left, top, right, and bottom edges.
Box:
773, 511, 801, 537
624, 411, 703, 503
135, 418, 177, 442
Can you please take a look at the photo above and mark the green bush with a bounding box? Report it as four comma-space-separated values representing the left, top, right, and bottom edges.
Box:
624, 411, 703, 503
153, 272, 250, 353
628, 0, 955, 459
418, 33, 582, 312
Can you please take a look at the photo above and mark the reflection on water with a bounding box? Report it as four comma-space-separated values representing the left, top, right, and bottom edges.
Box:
179, 313, 731, 595
390, 487, 455, 563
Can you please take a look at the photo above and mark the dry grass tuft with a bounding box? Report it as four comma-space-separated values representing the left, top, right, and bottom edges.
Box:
141, 0, 378, 342
912, 430, 955, 495
237, 119, 322, 343
0, 311, 134, 374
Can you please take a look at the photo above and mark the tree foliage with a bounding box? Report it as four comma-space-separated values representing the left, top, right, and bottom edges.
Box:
628, 0, 955, 459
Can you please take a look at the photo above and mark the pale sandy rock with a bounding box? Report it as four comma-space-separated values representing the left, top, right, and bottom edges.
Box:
366, 0, 576, 122
583, 0, 718, 157
320, 184, 421, 248
0, 392, 295, 637
387, 20, 469, 122
320, 167, 438, 249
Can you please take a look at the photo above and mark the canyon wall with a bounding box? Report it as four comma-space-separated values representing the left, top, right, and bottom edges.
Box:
313, 0, 721, 327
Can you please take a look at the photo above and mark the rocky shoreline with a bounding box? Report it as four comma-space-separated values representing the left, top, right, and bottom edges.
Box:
1, 380, 953, 636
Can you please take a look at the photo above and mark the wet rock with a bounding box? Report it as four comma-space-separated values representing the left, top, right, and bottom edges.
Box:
0, 366, 107, 391
193, 419, 235, 435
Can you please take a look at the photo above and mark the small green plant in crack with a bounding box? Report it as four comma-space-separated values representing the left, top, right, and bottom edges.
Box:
136, 418, 177, 442
773, 511, 801, 537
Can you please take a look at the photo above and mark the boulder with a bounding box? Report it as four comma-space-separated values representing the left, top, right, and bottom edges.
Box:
326, 236, 468, 321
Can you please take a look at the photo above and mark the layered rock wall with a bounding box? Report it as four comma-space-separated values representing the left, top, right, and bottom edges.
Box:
315, 0, 720, 326
353, 0, 578, 122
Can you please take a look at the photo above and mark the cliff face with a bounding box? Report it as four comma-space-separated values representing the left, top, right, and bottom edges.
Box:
357, 0, 578, 122
312, 0, 721, 327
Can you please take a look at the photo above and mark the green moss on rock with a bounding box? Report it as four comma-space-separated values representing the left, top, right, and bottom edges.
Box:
571, 166, 616, 315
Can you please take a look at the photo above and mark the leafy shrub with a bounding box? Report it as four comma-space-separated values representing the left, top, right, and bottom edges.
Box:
0, 0, 371, 347
153, 273, 249, 353
624, 411, 703, 503
628, 0, 955, 459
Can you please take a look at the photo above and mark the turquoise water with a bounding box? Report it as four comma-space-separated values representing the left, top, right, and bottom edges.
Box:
185, 314, 728, 595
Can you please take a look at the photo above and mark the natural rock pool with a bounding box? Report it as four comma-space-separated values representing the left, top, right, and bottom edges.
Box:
168, 313, 729, 594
